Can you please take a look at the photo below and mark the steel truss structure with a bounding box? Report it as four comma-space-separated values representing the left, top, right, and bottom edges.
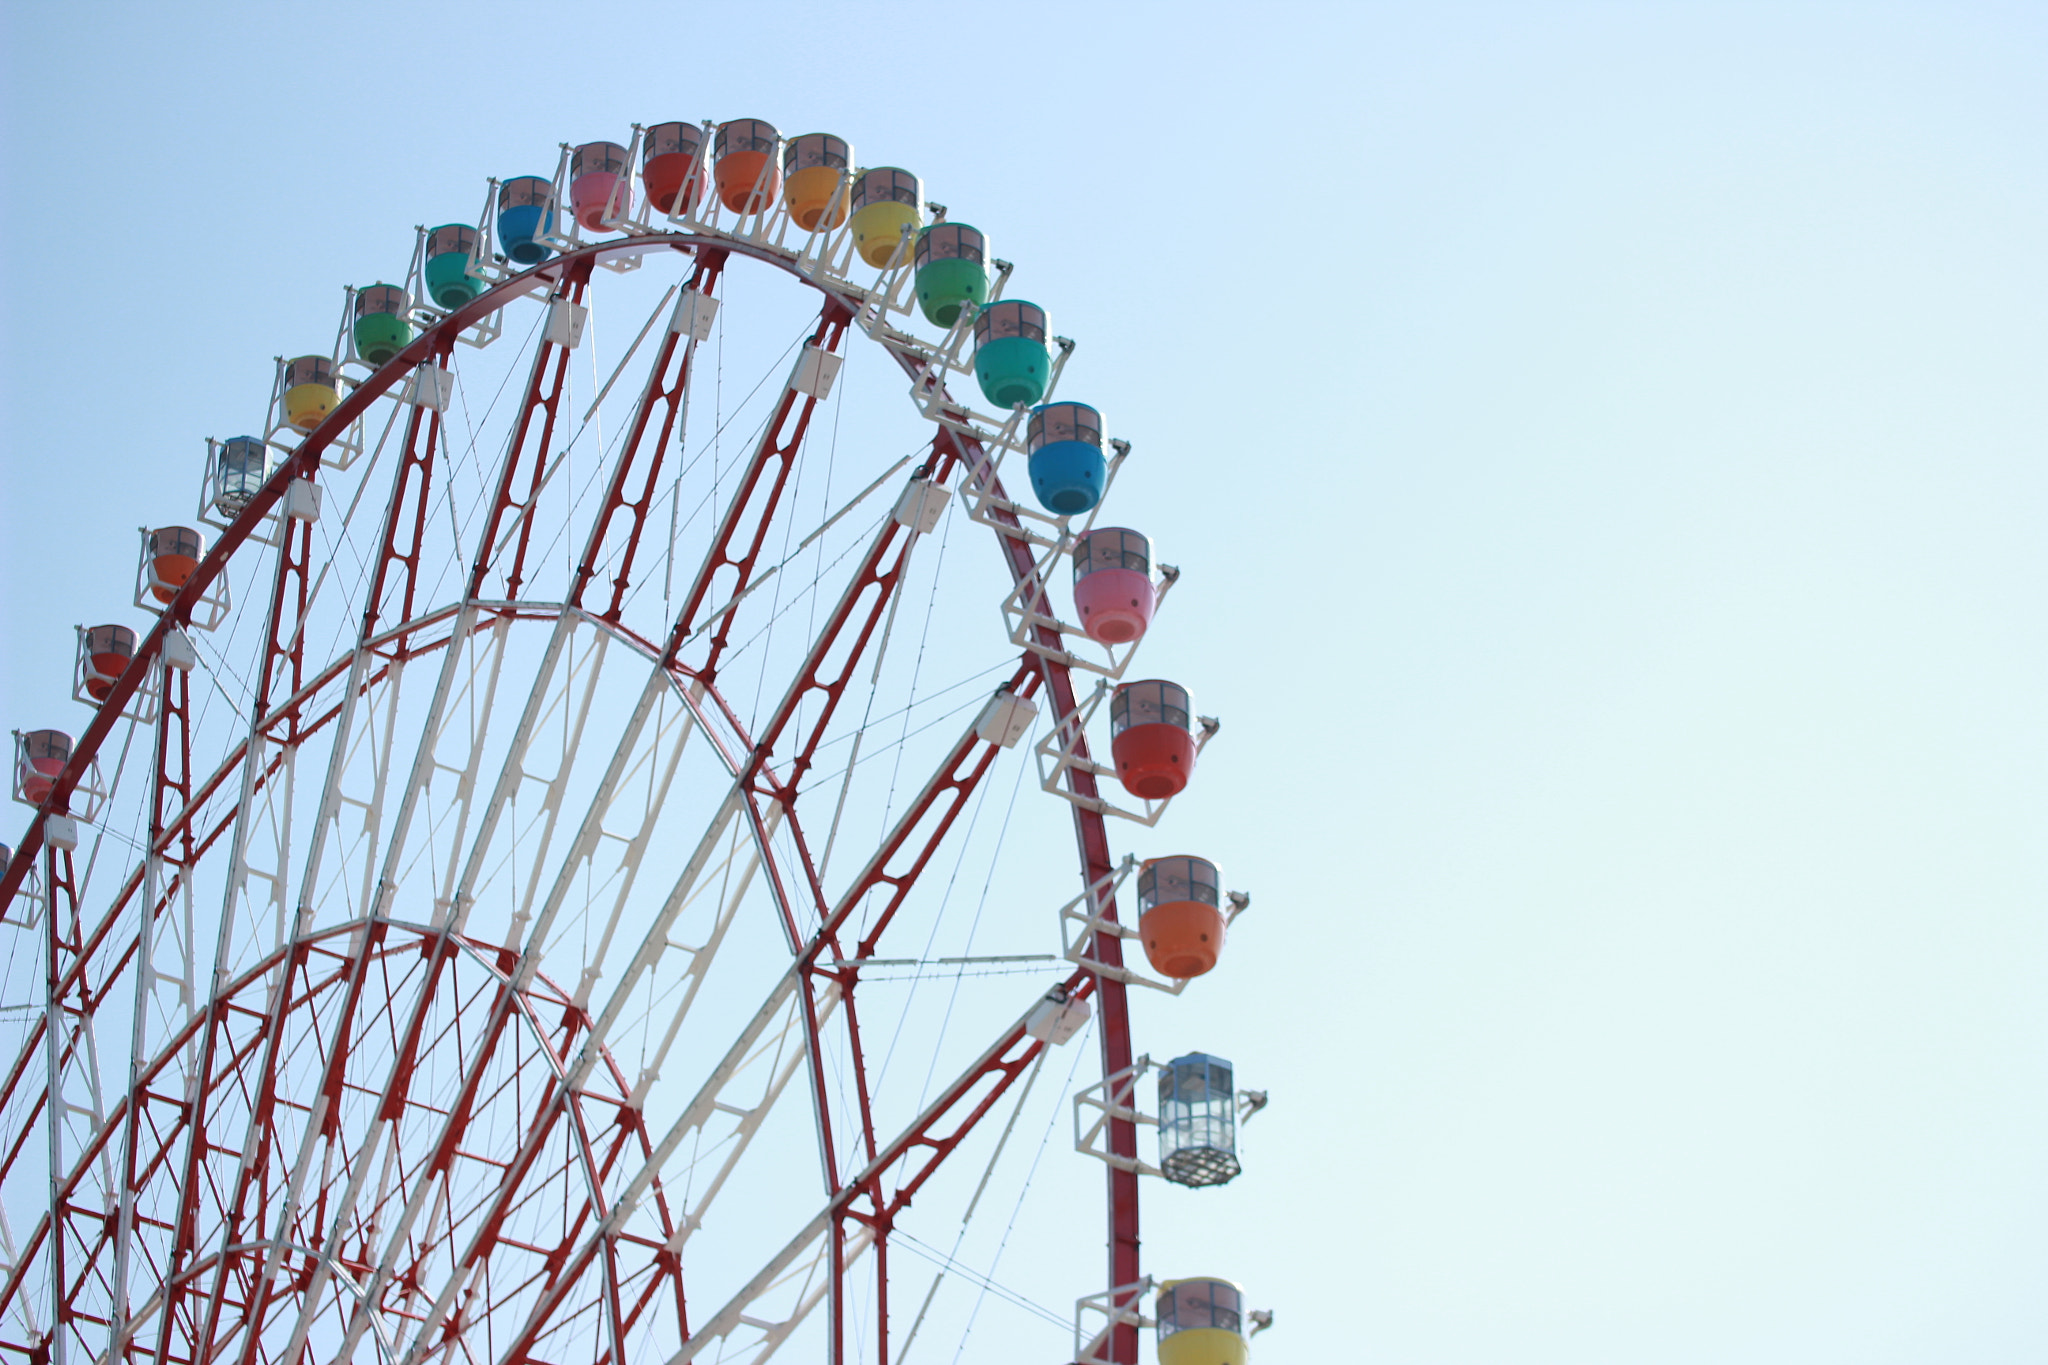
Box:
0, 143, 1202, 1365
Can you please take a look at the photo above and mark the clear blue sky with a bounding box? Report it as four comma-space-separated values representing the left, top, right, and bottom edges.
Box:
2, 3, 2044, 1363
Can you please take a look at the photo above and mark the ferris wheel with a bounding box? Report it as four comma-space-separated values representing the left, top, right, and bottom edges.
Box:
0, 119, 1268, 1365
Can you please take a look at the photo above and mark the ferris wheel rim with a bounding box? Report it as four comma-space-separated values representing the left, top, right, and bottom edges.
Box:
5, 229, 876, 866
2, 213, 1148, 1363
0, 912, 663, 1314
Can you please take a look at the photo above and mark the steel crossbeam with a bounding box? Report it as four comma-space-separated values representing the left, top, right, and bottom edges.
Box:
361, 341, 455, 645
471, 265, 593, 604
573, 249, 728, 622
667, 301, 854, 685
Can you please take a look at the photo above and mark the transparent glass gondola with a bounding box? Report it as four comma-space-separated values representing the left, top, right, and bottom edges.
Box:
206, 436, 269, 518
197, 436, 321, 546
1157, 1053, 1241, 1187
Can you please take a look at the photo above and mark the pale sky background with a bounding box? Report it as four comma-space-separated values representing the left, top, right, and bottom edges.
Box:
3, 3, 2045, 1363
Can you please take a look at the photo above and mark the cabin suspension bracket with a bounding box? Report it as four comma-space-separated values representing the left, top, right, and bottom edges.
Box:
1058, 856, 1251, 996
1073, 1053, 1265, 1186
1073, 1278, 1156, 1365
1036, 680, 1220, 828
1003, 529, 1177, 684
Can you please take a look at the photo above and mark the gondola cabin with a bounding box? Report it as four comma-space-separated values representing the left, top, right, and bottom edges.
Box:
570, 141, 630, 231
913, 222, 989, 327
713, 119, 780, 214
972, 300, 1050, 409
423, 224, 484, 309
1138, 855, 1226, 979
1157, 1278, 1248, 1365
782, 133, 851, 230
353, 284, 413, 366
1072, 527, 1155, 645
281, 356, 338, 434
1111, 678, 1195, 800
16, 730, 72, 806
642, 122, 705, 215
1027, 403, 1106, 516
849, 167, 922, 267
1158, 1053, 1241, 1187
146, 527, 204, 605
211, 436, 269, 516
79, 625, 136, 702
497, 176, 557, 265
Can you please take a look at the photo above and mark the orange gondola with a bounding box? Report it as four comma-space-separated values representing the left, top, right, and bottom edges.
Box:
1137, 855, 1227, 979
145, 527, 204, 605
78, 625, 136, 701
